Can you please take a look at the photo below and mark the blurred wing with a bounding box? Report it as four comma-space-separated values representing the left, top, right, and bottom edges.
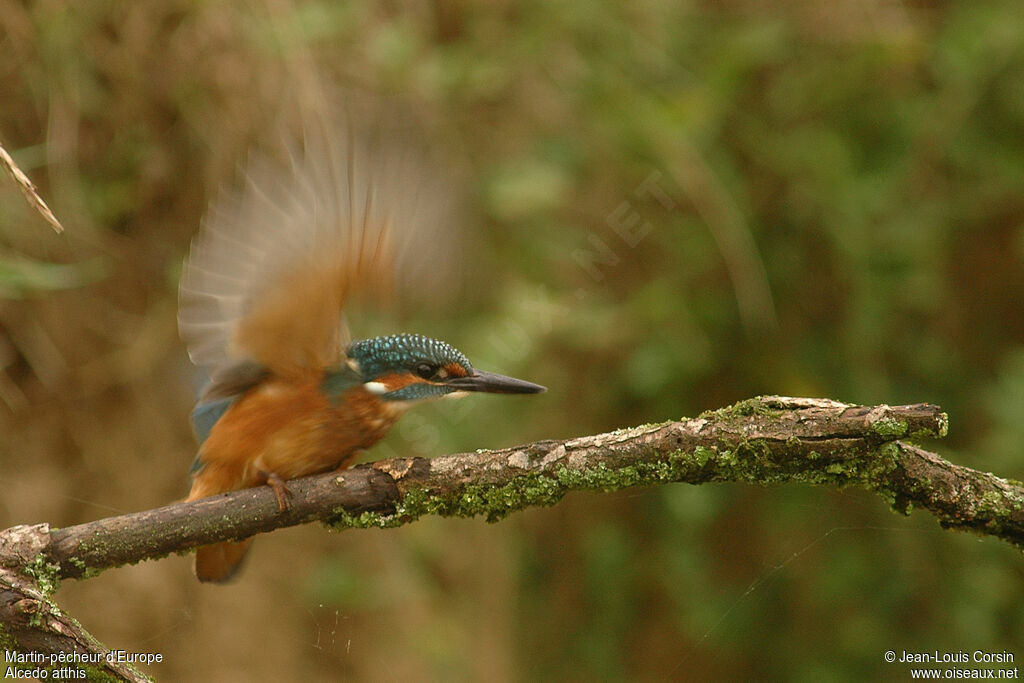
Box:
178, 107, 455, 378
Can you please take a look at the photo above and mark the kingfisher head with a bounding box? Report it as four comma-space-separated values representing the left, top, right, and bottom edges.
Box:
346, 333, 545, 402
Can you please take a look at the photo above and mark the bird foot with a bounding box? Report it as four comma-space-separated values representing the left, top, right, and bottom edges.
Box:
264, 472, 292, 511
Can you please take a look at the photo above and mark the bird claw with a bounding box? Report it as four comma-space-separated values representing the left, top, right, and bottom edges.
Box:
265, 472, 292, 511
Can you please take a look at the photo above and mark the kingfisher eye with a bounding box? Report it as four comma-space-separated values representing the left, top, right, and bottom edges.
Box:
415, 363, 436, 379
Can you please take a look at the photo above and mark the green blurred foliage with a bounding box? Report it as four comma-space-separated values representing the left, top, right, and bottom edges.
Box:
1, 1, 1023, 681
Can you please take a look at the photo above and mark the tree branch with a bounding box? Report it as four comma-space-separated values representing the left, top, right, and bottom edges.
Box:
1, 396, 1022, 678
0, 526, 147, 681
26, 396, 1024, 580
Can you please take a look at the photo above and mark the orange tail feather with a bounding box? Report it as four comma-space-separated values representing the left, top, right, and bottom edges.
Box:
195, 539, 253, 583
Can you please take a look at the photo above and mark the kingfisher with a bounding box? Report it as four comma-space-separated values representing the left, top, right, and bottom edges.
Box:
178, 108, 545, 583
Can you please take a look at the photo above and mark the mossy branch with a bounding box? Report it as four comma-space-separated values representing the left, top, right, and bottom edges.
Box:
1, 396, 1022, 678
12, 395, 1024, 580
0, 526, 148, 681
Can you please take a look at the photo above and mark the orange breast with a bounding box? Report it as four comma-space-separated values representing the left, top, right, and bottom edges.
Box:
187, 373, 400, 500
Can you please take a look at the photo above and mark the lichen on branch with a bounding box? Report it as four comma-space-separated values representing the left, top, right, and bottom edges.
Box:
2, 396, 1022, 676
10, 395, 1019, 588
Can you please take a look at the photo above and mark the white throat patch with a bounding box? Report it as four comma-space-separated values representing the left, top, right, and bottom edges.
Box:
363, 381, 388, 395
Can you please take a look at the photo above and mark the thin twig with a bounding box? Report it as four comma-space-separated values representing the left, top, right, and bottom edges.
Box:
0, 140, 64, 233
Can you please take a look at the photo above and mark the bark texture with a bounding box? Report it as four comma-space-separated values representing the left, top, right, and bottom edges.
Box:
1, 396, 1022, 681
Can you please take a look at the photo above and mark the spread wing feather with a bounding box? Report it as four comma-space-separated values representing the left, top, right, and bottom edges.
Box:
178, 105, 455, 378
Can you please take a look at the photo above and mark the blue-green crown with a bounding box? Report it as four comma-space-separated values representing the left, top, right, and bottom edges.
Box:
347, 333, 472, 401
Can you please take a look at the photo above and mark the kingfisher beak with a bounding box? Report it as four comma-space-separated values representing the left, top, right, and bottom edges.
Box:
446, 370, 546, 394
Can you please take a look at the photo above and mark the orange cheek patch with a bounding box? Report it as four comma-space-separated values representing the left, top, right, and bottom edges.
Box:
373, 372, 419, 392
442, 363, 469, 378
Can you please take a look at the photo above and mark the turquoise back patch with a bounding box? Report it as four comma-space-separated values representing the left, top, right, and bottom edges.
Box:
321, 366, 362, 405
191, 396, 236, 446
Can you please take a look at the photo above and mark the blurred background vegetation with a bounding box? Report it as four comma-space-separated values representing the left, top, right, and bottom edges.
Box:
2, 1, 1023, 680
